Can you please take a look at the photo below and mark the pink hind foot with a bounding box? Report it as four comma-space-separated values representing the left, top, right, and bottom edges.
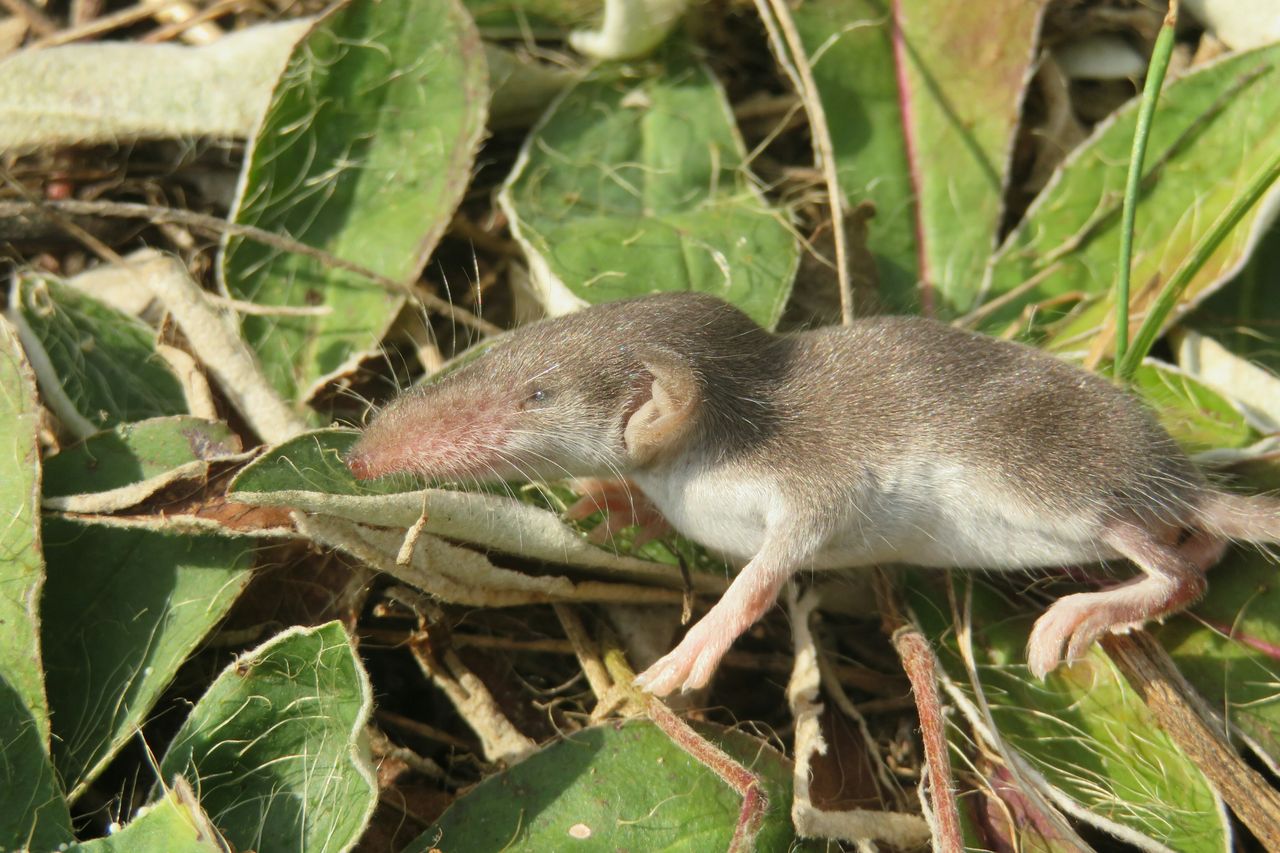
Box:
1027, 524, 1217, 679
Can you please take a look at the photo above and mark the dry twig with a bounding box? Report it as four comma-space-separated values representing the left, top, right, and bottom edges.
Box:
0, 198, 501, 336
752, 0, 854, 324
1103, 632, 1280, 848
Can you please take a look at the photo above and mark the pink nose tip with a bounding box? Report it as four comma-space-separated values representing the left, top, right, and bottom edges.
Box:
346, 451, 373, 480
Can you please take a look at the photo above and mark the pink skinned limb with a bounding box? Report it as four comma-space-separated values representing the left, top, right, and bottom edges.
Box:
635, 538, 800, 696
565, 478, 672, 546
1026, 521, 1218, 679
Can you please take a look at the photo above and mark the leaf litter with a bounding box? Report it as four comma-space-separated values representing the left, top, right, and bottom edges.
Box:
3, 0, 1280, 850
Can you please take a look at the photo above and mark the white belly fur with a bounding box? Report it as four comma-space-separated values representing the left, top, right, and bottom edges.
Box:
631, 459, 1114, 570
631, 462, 772, 561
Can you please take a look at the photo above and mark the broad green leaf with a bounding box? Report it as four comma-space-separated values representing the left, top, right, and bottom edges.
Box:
1158, 546, 1280, 773
980, 43, 1280, 344
792, 0, 1042, 314
231, 429, 386, 498
9, 274, 186, 435
0, 316, 72, 849
486, 43, 577, 130
1190, 219, 1280, 374
43, 416, 242, 501
41, 520, 253, 799
160, 622, 376, 853
0, 659, 69, 851
229, 429, 725, 581
1171, 330, 1280, 437
221, 0, 489, 403
500, 48, 799, 329
70, 788, 222, 853
1131, 360, 1259, 455
463, 0, 594, 32
408, 720, 818, 852
909, 576, 1227, 851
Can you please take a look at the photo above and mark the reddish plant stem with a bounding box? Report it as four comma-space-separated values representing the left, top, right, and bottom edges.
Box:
1197, 618, 1280, 660
889, 0, 932, 317
876, 571, 962, 852
892, 626, 962, 852
646, 698, 767, 852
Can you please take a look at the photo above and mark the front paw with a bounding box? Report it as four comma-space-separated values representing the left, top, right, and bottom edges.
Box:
634, 624, 727, 696
565, 478, 671, 546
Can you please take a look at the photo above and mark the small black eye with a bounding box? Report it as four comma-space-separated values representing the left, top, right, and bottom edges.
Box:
526, 388, 551, 405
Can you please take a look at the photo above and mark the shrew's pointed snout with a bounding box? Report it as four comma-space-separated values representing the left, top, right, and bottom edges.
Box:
345, 447, 376, 481
344, 425, 408, 481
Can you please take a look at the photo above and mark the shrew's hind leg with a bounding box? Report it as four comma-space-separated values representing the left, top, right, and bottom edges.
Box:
1026, 521, 1211, 679
1179, 527, 1229, 572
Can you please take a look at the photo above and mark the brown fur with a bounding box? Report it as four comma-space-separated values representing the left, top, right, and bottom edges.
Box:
348, 292, 1280, 691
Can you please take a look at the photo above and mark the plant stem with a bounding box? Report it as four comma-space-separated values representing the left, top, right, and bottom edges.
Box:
1113, 3, 1178, 376
1117, 145, 1280, 381
753, 0, 856, 324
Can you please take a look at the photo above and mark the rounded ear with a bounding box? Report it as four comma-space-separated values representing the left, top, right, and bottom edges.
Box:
623, 346, 699, 466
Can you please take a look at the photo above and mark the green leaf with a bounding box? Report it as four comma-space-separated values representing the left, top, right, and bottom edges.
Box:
408, 720, 815, 852
908, 576, 1228, 851
159, 622, 376, 853
1189, 218, 1280, 374
69, 787, 223, 853
9, 274, 186, 435
231, 428, 728, 577
43, 416, 242, 501
229, 429, 720, 584
500, 48, 799, 329
41, 520, 254, 799
1158, 547, 1280, 773
0, 316, 72, 850
230, 428, 386, 498
221, 0, 489, 403
463, 0, 594, 32
1131, 360, 1259, 455
980, 43, 1280, 343
486, 43, 577, 130
791, 0, 1042, 314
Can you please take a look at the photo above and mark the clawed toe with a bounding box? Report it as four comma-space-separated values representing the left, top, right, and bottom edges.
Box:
634, 625, 726, 696
1027, 614, 1070, 680
635, 653, 690, 697
1027, 595, 1149, 679
1065, 621, 1108, 663
1027, 596, 1099, 680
